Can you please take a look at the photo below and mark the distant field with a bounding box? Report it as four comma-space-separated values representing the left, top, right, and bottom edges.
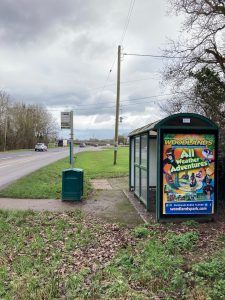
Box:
0, 147, 129, 199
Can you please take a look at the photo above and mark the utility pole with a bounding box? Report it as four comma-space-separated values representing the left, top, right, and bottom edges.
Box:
114, 45, 121, 165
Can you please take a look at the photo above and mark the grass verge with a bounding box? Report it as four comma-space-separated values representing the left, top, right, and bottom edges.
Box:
0, 147, 129, 199
0, 210, 224, 299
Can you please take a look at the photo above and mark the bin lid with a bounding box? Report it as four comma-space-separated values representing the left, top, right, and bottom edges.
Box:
63, 168, 83, 173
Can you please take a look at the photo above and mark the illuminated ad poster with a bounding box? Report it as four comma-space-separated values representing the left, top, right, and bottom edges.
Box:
162, 133, 215, 215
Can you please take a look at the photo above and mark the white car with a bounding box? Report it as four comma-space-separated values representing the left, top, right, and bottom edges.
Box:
35, 143, 47, 152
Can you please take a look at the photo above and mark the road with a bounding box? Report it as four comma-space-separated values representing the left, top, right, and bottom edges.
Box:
0, 147, 91, 189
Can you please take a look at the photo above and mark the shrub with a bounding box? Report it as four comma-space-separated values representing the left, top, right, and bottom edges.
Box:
132, 226, 149, 238
166, 231, 199, 253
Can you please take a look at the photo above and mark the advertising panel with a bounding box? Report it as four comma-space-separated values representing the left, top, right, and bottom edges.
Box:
162, 133, 215, 215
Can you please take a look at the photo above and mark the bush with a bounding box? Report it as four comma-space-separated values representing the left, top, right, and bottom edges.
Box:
132, 226, 149, 238
166, 231, 199, 253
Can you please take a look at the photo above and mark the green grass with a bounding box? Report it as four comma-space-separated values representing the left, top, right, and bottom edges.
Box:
0, 148, 33, 153
0, 210, 94, 300
0, 147, 129, 199
1, 210, 224, 299
76, 148, 128, 178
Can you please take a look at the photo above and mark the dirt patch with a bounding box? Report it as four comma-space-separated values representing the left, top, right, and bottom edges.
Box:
86, 177, 143, 225
108, 177, 129, 190
84, 189, 143, 226
90, 179, 112, 190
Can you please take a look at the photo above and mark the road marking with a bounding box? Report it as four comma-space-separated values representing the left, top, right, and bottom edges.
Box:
0, 156, 42, 168
0, 163, 13, 169
0, 151, 68, 169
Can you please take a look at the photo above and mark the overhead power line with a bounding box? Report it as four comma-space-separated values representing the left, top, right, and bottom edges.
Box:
90, 75, 161, 91
49, 101, 163, 113
123, 53, 182, 59
48, 92, 177, 110
120, 0, 136, 46
49, 97, 169, 112
94, 0, 136, 102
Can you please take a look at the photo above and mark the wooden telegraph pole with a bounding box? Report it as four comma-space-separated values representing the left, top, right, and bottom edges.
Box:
114, 45, 121, 165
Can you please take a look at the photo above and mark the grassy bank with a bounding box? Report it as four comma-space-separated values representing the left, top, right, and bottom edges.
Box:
0, 148, 129, 199
0, 210, 224, 299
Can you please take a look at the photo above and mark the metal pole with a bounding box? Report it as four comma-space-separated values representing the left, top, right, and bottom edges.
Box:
114, 45, 121, 165
3, 113, 8, 152
70, 111, 74, 168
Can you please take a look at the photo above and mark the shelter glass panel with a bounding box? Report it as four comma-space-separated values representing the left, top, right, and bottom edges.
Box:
135, 166, 140, 196
140, 169, 147, 204
149, 138, 157, 186
135, 136, 140, 164
141, 134, 147, 167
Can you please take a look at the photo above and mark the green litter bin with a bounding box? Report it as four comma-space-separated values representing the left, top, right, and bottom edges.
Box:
62, 168, 84, 201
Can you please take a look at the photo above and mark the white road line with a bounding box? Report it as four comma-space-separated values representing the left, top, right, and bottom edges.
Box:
50, 152, 67, 155
0, 150, 68, 169
0, 156, 42, 168
0, 152, 68, 168
0, 163, 13, 169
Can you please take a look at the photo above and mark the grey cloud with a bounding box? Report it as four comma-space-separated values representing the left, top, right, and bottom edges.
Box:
12, 88, 116, 117
0, 0, 182, 138
0, 0, 125, 45
0, 0, 74, 44
93, 114, 114, 124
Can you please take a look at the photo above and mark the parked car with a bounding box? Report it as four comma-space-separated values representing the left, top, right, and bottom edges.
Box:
79, 143, 86, 148
35, 143, 47, 151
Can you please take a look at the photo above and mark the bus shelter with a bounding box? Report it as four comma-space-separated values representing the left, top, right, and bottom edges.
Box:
128, 113, 218, 222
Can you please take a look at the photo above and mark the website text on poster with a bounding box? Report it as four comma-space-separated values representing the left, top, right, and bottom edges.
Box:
162, 133, 215, 215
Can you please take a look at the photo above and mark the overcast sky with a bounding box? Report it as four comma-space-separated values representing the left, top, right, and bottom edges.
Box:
0, 0, 182, 139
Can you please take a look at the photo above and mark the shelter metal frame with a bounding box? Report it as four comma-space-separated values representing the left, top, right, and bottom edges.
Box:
129, 113, 218, 222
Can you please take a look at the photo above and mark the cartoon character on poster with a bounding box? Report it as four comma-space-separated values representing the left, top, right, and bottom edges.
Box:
163, 148, 178, 184
162, 134, 215, 214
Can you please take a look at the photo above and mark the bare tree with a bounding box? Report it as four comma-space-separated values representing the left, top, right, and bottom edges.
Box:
162, 1, 225, 119
161, 67, 225, 122
0, 91, 11, 151
161, 0, 225, 194
164, 0, 225, 83
0, 91, 57, 151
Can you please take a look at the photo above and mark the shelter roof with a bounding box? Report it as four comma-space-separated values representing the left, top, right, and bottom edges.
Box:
128, 113, 218, 137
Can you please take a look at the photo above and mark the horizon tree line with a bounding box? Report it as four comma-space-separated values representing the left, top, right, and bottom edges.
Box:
0, 90, 57, 151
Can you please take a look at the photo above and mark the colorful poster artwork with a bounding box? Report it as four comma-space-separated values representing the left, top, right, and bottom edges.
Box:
162, 133, 215, 215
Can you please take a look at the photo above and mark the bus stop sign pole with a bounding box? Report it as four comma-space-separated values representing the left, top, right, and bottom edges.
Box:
70, 111, 74, 168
